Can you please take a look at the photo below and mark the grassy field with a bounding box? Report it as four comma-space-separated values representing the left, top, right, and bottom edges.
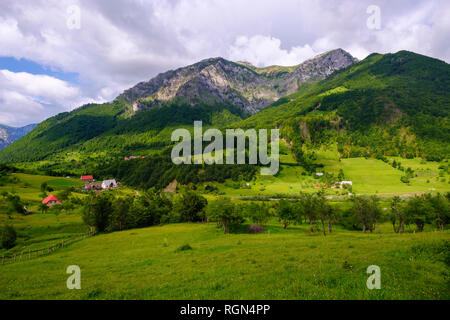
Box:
0, 173, 85, 204
0, 222, 448, 300
206, 147, 449, 198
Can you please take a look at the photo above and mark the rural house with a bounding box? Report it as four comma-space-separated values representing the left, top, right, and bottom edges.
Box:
42, 194, 62, 207
81, 175, 94, 182
102, 179, 118, 189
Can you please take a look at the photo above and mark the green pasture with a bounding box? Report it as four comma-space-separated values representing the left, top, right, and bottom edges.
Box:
0, 222, 448, 300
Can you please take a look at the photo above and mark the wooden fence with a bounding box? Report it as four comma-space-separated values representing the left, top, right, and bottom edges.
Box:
1, 229, 96, 266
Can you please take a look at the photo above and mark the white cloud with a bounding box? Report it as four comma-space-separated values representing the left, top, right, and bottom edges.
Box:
228, 35, 317, 67
0, 70, 83, 126
0, 0, 448, 126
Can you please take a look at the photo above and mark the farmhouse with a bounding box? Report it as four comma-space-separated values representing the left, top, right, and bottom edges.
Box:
102, 179, 118, 189
84, 183, 102, 191
42, 194, 61, 207
81, 175, 94, 182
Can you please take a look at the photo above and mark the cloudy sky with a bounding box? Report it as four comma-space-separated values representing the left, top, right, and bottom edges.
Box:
0, 0, 449, 127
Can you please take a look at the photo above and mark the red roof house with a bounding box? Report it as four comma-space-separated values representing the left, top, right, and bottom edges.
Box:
81, 175, 94, 181
42, 194, 62, 207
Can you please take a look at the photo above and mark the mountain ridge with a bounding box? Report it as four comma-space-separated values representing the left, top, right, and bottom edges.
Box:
0, 123, 37, 150
120, 48, 357, 115
0, 50, 448, 165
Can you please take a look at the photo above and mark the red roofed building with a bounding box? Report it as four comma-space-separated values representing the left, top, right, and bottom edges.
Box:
81, 175, 94, 182
42, 194, 62, 207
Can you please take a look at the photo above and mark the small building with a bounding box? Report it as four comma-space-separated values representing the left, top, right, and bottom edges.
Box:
124, 157, 129, 160
42, 194, 62, 207
102, 179, 118, 189
339, 181, 353, 189
323, 183, 328, 188
314, 184, 321, 188
84, 183, 102, 191
316, 172, 324, 176
81, 175, 94, 182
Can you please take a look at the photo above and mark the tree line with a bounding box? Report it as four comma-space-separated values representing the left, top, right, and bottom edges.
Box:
80, 190, 449, 236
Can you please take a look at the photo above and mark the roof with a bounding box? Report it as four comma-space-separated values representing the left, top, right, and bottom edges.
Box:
81, 175, 94, 180
42, 194, 60, 204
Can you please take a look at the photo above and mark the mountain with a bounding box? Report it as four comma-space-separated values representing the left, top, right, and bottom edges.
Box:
0, 50, 448, 170
236, 50, 450, 161
121, 48, 357, 115
0, 49, 357, 163
0, 123, 37, 150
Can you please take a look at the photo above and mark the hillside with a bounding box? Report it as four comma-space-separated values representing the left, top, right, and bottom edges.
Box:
0, 49, 356, 163
236, 51, 450, 161
0, 50, 448, 169
1, 221, 448, 299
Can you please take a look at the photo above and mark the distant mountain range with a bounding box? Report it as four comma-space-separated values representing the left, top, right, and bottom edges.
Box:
0, 123, 37, 150
0, 49, 448, 164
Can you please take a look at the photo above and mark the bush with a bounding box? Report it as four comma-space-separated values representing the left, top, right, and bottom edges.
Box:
1, 225, 17, 249
246, 224, 265, 234
175, 244, 193, 252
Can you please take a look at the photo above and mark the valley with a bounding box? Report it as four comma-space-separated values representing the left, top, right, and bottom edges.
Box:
0, 49, 448, 300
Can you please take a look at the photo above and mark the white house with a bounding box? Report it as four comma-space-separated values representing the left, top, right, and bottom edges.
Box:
102, 179, 118, 189
339, 181, 353, 189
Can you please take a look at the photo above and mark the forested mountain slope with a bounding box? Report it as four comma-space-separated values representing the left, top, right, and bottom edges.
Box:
236, 51, 450, 161
0, 49, 357, 162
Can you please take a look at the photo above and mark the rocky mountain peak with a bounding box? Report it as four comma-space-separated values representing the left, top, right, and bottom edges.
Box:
120, 49, 358, 115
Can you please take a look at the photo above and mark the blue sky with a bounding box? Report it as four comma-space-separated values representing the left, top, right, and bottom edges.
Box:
0, 0, 449, 127
0, 57, 79, 84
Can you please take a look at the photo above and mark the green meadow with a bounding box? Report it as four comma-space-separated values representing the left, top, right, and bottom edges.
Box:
0, 222, 448, 300
205, 146, 449, 198
0, 147, 448, 300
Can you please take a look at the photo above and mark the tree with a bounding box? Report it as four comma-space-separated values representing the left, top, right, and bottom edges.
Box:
206, 197, 241, 233
425, 193, 449, 231
108, 196, 134, 231
1, 225, 17, 249
173, 191, 207, 222
39, 202, 49, 214
390, 196, 407, 233
298, 193, 317, 231
278, 200, 296, 229
351, 196, 371, 233
315, 193, 331, 235
404, 196, 429, 232
367, 195, 382, 233
82, 193, 113, 232
245, 202, 271, 226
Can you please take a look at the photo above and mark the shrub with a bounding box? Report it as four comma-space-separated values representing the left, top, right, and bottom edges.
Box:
246, 224, 265, 234
1, 225, 17, 249
175, 244, 193, 252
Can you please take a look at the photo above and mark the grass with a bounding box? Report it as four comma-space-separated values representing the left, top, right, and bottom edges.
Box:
0, 222, 448, 300
204, 146, 449, 198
